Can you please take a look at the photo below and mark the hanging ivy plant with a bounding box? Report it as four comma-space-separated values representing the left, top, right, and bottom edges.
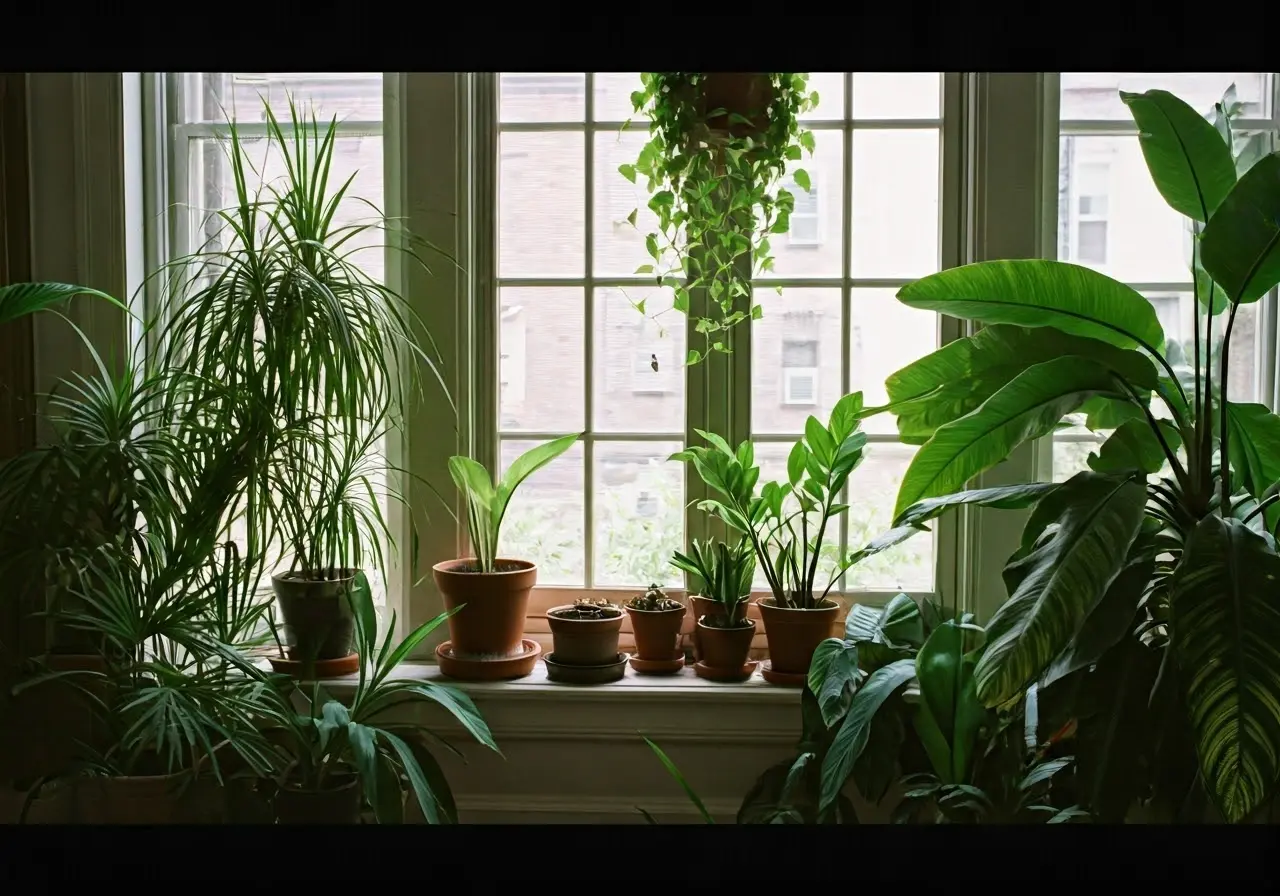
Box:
619, 72, 818, 364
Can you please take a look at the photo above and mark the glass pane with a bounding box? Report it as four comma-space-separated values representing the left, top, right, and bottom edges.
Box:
592, 441, 684, 587
850, 129, 941, 278
751, 288, 842, 435
497, 287, 585, 433
1144, 290, 1260, 405
593, 288, 685, 434
182, 72, 383, 124
1052, 437, 1104, 483
594, 72, 644, 122
752, 443, 841, 590
500, 439, 585, 586
764, 129, 844, 279
593, 129, 679, 278
1060, 72, 1270, 121
850, 288, 940, 435
852, 72, 942, 119
499, 132, 585, 278
801, 72, 846, 121
845, 443, 933, 592
499, 72, 585, 123
1057, 135, 1193, 283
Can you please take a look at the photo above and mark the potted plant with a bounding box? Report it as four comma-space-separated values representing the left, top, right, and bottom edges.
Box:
154, 100, 439, 678
218, 573, 500, 824
544, 597, 627, 684
670, 537, 756, 682
620, 73, 817, 360
671, 394, 870, 686
624, 584, 687, 674
862, 87, 1280, 824
433, 433, 579, 680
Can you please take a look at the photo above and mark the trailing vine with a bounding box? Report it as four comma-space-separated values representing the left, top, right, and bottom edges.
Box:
619, 73, 817, 363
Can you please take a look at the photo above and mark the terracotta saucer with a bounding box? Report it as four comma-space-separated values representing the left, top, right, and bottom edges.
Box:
268, 652, 360, 679
435, 639, 541, 681
629, 652, 687, 675
544, 653, 629, 685
761, 660, 807, 687
693, 659, 758, 683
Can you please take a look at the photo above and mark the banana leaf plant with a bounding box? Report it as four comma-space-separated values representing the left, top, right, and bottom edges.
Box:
670, 392, 869, 609
873, 87, 1280, 823
216, 575, 500, 824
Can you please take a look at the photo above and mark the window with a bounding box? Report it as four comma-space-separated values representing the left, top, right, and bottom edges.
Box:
781, 339, 819, 406
162, 72, 389, 610
1052, 72, 1279, 483
500, 305, 527, 406
785, 174, 821, 247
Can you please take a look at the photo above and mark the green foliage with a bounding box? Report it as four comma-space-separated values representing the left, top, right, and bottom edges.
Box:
669, 537, 755, 625
874, 85, 1280, 822
620, 73, 817, 360
448, 433, 580, 573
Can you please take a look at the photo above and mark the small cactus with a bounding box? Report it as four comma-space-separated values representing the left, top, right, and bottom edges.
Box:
626, 583, 683, 612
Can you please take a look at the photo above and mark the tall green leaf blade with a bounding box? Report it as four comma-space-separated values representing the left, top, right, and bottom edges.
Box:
896, 260, 1165, 351
1088, 418, 1181, 476
808, 639, 861, 727
1170, 515, 1280, 823
643, 736, 715, 823
1120, 89, 1238, 222
894, 356, 1144, 517
0, 282, 122, 325
976, 472, 1148, 706
1224, 402, 1280, 500
894, 481, 1060, 528
818, 659, 916, 812
915, 621, 984, 783
1200, 151, 1280, 304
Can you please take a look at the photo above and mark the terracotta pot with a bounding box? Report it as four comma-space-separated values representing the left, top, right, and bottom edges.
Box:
625, 605, 686, 661
275, 773, 362, 825
689, 595, 747, 661
72, 771, 217, 824
758, 597, 841, 676
271, 568, 359, 662
433, 558, 537, 659
697, 618, 756, 672
0, 782, 74, 824
546, 605, 624, 666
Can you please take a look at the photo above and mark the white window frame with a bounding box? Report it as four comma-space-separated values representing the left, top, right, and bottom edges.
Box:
1070, 157, 1110, 266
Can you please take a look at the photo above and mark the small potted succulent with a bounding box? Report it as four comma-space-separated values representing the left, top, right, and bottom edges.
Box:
670, 538, 757, 682
544, 597, 627, 684
624, 584, 687, 674
621, 73, 817, 359
433, 433, 580, 680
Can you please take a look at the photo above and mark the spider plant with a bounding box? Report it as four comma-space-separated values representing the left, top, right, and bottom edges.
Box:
0, 282, 125, 327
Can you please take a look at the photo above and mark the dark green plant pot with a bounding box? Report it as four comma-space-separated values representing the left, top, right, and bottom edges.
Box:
275, 772, 362, 825
271, 569, 359, 662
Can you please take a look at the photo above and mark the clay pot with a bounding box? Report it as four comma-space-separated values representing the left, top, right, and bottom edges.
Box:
72, 771, 220, 824
546, 605, 624, 666
697, 618, 757, 672
758, 598, 841, 676
271, 569, 359, 662
625, 604, 687, 661
275, 773, 363, 825
0, 782, 74, 824
690, 595, 747, 661
433, 558, 537, 659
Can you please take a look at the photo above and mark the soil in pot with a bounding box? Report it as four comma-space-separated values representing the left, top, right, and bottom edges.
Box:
272, 568, 359, 662
696, 618, 756, 674
757, 597, 841, 676
433, 558, 537, 660
275, 772, 362, 825
546, 600, 624, 666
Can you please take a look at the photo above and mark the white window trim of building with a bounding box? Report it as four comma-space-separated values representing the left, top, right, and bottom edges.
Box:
26, 72, 1180, 665
784, 172, 821, 247
780, 337, 820, 407
1070, 158, 1110, 266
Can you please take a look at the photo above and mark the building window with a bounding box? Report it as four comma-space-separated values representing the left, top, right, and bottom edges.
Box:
500, 305, 527, 405
781, 339, 819, 406
785, 173, 821, 247
1073, 161, 1110, 265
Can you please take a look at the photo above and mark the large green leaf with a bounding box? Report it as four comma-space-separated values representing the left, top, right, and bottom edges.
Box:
914, 621, 985, 784
894, 481, 1060, 528
818, 659, 916, 812
1170, 515, 1280, 823
976, 472, 1148, 706
894, 356, 1144, 517
1088, 418, 1181, 476
1200, 151, 1280, 304
896, 260, 1166, 351
808, 639, 862, 727
1224, 402, 1280, 499
1120, 89, 1238, 223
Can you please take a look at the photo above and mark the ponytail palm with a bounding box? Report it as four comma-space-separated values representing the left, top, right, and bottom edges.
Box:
880, 87, 1280, 822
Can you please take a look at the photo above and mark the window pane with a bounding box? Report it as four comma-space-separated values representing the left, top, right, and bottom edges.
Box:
593, 129, 679, 278
181, 72, 383, 124
1144, 291, 1260, 404
592, 441, 684, 587
1058, 135, 1189, 282
500, 439, 585, 586
801, 72, 846, 121
850, 288, 940, 436
594, 72, 643, 122
1053, 438, 1103, 483
593, 288, 685, 434
1060, 72, 1270, 120
852, 72, 941, 119
765, 130, 844, 278
752, 288, 842, 434
850, 129, 940, 278
846, 443, 933, 591
500, 72, 585, 123
499, 132, 585, 278
497, 287, 585, 433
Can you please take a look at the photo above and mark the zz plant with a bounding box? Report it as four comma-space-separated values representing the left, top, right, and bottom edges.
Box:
876, 87, 1280, 822
620, 73, 817, 361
